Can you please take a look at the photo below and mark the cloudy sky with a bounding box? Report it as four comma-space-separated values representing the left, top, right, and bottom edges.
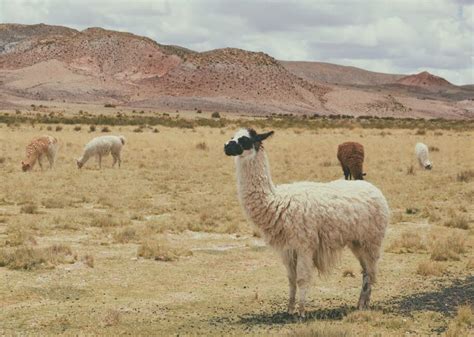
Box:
1, 0, 472, 84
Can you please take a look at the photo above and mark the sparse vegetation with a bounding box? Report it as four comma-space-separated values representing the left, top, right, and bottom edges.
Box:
430, 233, 466, 261
444, 213, 470, 230
386, 231, 426, 253
415, 129, 426, 135
416, 260, 446, 276
457, 169, 474, 182
444, 305, 474, 337
137, 240, 192, 261
0, 122, 472, 335
113, 227, 137, 243
20, 202, 38, 214
195, 141, 209, 151
0, 244, 74, 270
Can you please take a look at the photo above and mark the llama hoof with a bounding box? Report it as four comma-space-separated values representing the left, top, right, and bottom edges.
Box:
298, 306, 306, 318
287, 306, 296, 315
357, 299, 370, 310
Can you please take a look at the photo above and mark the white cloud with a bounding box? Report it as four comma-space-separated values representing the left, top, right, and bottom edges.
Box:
0, 0, 472, 84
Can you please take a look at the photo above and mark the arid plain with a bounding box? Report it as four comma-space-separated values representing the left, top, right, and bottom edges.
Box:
0, 109, 473, 336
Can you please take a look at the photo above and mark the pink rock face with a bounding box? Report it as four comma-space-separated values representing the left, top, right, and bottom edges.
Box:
0, 23, 471, 119
397, 71, 453, 88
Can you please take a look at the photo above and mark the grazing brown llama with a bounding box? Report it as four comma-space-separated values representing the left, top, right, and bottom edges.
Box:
337, 142, 365, 180
21, 135, 59, 171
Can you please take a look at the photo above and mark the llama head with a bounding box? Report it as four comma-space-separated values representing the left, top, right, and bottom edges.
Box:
76, 159, 84, 169
424, 162, 432, 170
21, 161, 31, 172
224, 128, 274, 159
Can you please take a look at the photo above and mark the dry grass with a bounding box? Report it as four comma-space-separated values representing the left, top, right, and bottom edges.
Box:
0, 120, 473, 336
430, 233, 466, 261
416, 260, 446, 276
113, 227, 137, 243
103, 309, 121, 327
288, 324, 352, 337
90, 213, 132, 228
0, 244, 74, 270
137, 240, 192, 261
444, 213, 470, 230
195, 141, 209, 151
81, 254, 94, 268
444, 305, 474, 337
386, 231, 427, 253
456, 169, 474, 182
20, 202, 38, 214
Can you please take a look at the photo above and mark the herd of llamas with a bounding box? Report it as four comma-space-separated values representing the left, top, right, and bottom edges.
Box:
19, 129, 435, 317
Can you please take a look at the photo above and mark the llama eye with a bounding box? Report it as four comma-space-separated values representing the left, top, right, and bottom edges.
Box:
238, 137, 253, 150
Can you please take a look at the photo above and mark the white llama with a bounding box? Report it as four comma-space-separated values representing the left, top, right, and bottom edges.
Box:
224, 128, 389, 317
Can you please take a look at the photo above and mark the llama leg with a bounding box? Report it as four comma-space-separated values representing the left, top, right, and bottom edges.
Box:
47, 149, 55, 169
281, 250, 297, 314
343, 166, 350, 180
349, 242, 378, 309
38, 155, 44, 170
358, 268, 372, 309
98, 154, 102, 169
112, 154, 118, 168
296, 252, 313, 318
117, 153, 121, 168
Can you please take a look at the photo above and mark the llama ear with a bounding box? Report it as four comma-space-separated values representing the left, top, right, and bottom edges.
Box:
255, 131, 274, 142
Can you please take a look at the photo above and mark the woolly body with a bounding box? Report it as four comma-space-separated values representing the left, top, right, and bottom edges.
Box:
22, 135, 58, 171
227, 128, 389, 316
415, 142, 432, 169
77, 135, 125, 169
337, 142, 365, 180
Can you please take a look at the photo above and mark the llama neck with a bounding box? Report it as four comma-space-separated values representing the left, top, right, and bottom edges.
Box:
236, 149, 277, 229
24, 152, 39, 166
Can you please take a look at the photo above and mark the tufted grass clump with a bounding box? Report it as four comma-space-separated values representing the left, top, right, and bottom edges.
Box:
20, 202, 38, 214
137, 240, 192, 262
0, 244, 75, 270
444, 213, 470, 230
416, 260, 446, 276
457, 169, 474, 183
386, 231, 426, 253
430, 233, 466, 261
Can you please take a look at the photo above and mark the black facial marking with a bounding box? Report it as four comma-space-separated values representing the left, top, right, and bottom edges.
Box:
223, 128, 274, 156
237, 136, 253, 150
224, 140, 243, 156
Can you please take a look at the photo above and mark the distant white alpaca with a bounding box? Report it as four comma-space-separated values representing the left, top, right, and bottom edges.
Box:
224, 128, 389, 317
77, 135, 125, 169
415, 143, 432, 170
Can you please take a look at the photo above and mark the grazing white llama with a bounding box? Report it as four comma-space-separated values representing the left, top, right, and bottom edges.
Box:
21, 135, 59, 171
415, 143, 432, 170
77, 135, 125, 169
224, 128, 389, 317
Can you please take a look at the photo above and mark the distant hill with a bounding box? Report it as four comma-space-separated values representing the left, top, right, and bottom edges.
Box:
0, 23, 472, 119
396, 71, 453, 89
281, 61, 403, 85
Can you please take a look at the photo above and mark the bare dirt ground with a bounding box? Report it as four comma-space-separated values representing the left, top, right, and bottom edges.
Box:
0, 112, 473, 336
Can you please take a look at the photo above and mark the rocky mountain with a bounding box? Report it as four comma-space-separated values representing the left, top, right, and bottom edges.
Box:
0, 23, 472, 119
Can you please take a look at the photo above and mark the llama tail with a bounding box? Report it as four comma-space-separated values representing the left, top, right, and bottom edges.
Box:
119, 135, 126, 145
